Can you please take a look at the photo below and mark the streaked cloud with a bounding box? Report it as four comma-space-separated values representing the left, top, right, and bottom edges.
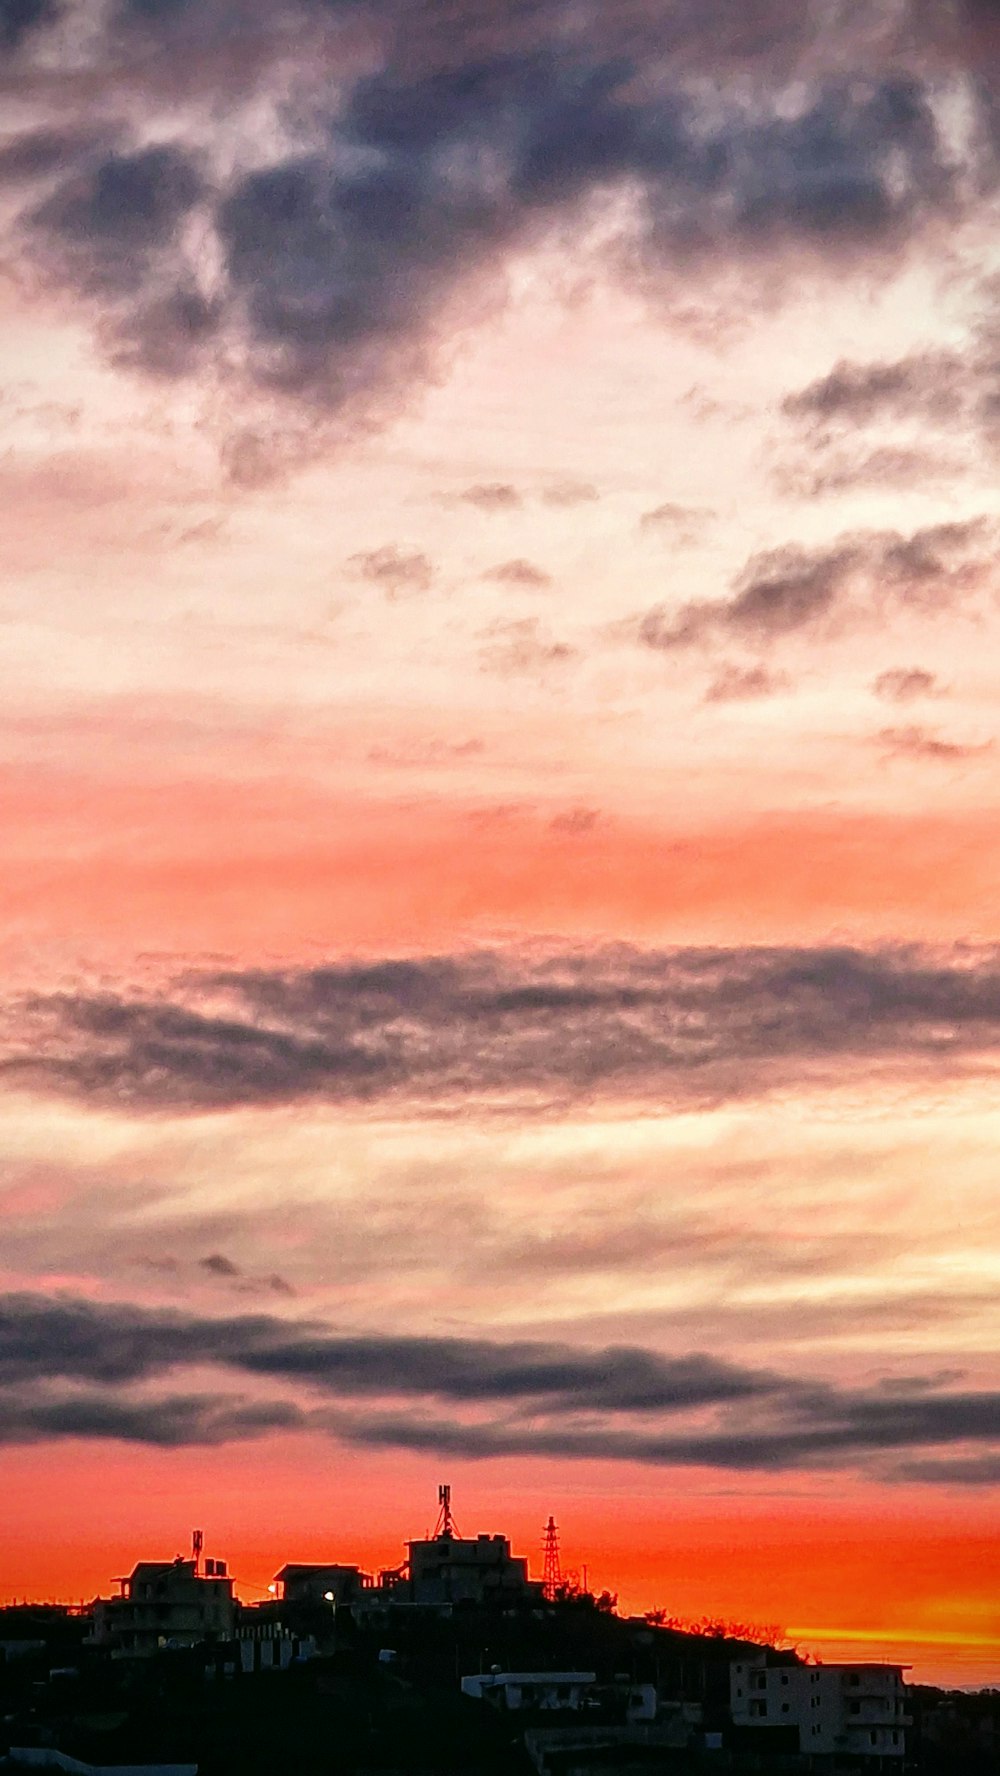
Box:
8, 943, 1000, 1112
872, 667, 941, 703
483, 558, 552, 587
876, 725, 993, 762
347, 544, 435, 594
703, 664, 788, 703
2, 1290, 999, 1479
638, 519, 994, 651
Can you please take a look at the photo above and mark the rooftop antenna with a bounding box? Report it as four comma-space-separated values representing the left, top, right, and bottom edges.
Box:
542, 1515, 562, 1601
192, 1529, 203, 1575
434, 1483, 459, 1539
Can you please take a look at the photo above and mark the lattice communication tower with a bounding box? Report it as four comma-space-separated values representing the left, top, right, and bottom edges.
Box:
542, 1514, 562, 1600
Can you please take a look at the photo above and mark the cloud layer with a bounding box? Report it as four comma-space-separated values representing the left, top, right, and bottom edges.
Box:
0, 0, 989, 439
2, 1291, 998, 1481
7, 943, 1000, 1111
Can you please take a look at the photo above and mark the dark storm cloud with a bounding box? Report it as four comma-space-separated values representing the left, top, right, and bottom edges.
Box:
0, 126, 118, 184
0, 0, 57, 49
109, 284, 222, 379
120, 0, 198, 19
6, 0, 969, 427
31, 144, 204, 295
0, 1292, 782, 1411
0, 1389, 306, 1448
10, 942, 1000, 1112
243, 1334, 778, 1415
4, 1289, 1000, 1476
638, 518, 993, 650
331, 1388, 1000, 1474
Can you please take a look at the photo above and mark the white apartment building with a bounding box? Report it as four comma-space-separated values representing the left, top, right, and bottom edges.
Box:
730, 1654, 908, 1762
462, 1671, 598, 1711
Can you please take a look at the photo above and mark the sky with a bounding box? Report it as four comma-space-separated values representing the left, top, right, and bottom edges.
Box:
2, 0, 1000, 1690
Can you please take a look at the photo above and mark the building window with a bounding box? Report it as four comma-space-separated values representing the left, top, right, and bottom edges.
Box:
780, 1674, 789, 1685
749, 1700, 767, 1719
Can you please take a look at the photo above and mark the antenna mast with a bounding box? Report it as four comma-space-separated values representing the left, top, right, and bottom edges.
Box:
542, 1515, 562, 1601
434, 1483, 459, 1539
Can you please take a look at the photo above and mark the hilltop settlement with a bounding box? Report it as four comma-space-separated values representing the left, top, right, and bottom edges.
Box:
1, 1489, 996, 1775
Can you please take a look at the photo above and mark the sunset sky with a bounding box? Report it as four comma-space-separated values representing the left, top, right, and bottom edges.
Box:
3, 0, 1000, 1689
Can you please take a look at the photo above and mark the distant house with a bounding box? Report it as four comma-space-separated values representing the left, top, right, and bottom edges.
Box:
730, 1654, 909, 1761
90, 1558, 234, 1657
461, 1671, 598, 1711
271, 1564, 370, 1607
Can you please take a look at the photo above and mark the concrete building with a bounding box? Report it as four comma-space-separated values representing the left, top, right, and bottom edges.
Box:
730, 1654, 909, 1762
90, 1556, 234, 1657
271, 1564, 371, 1607
407, 1530, 538, 1607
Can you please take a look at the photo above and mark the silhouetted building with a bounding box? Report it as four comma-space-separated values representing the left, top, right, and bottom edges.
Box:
408, 1530, 538, 1607
275, 1488, 542, 1614
272, 1563, 371, 1606
91, 1555, 234, 1657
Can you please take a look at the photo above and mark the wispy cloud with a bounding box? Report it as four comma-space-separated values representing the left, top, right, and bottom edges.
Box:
479, 617, 575, 674
637, 519, 994, 651
460, 483, 523, 512
483, 558, 552, 587
782, 350, 969, 428
703, 664, 788, 703
872, 667, 940, 703
347, 544, 435, 594
876, 725, 992, 762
